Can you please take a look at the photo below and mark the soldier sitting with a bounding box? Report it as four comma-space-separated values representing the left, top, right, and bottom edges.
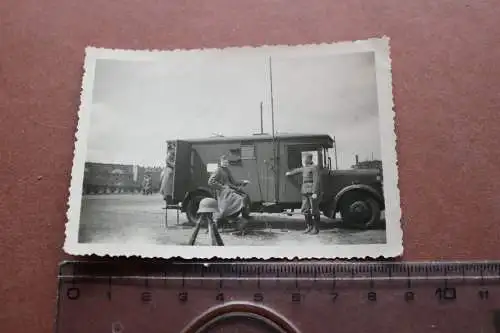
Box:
142, 175, 152, 195
208, 155, 251, 236
285, 152, 321, 235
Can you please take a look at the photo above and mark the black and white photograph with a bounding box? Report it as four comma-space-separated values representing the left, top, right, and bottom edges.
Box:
64, 38, 402, 258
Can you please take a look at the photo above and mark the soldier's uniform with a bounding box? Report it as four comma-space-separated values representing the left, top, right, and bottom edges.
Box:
160, 151, 175, 204
286, 155, 321, 234
208, 156, 250, 235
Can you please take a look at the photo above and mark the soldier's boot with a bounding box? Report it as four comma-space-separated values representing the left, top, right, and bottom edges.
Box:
236, 217, 249, 236
303, 214, 313, 234
310, 215, 320, 235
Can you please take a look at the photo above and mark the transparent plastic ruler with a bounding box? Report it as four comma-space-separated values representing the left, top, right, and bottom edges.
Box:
55, 260, 500, 333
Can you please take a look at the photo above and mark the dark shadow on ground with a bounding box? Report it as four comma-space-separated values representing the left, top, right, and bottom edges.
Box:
220, 229, 280, 240
176, 215, 386, 232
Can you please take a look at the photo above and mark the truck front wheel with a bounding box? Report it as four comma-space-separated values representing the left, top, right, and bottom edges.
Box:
339, 192, 381, 229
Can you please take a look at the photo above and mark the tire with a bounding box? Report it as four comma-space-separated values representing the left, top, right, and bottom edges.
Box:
339, 191, 381, 229
241, 194, 252, 219
185, 194, 208, 224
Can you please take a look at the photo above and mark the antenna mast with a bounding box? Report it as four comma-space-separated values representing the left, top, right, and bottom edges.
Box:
269, 56, 279, 202
333, 136, 338, 170
260, 101, 264, 134
269, 57, 275, 138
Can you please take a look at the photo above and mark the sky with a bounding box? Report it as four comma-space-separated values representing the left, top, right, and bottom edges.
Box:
86, 48, 381, 169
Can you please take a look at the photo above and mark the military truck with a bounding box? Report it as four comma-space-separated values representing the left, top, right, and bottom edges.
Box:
167, 133, 385, 229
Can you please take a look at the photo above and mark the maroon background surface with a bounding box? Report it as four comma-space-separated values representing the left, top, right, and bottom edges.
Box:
1, 0, 500, 332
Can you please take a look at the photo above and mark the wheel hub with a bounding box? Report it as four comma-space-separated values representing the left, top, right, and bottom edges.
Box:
350, 201, 369, 214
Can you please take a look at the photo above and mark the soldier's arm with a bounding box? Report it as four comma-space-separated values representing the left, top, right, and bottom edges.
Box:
312, 166, 320, 194
286, 167, 303, 176
233, 180, 244, 187
227, 170, 244, 187
208, 168, 226, 190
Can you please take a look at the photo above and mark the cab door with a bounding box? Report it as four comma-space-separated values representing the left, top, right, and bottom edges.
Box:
282, 144, 303, 203
281, 144, 323, 203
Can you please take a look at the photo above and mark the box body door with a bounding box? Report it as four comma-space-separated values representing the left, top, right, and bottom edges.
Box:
189, 148, 210, 194
189, 141, 279, 204
169, 140, 192, 202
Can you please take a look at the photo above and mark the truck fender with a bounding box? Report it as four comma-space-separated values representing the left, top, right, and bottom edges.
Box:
331, 184, 384, 214
180, 187, 214, 212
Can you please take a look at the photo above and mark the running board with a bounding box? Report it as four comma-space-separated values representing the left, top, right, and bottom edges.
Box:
260, 202, 284, 213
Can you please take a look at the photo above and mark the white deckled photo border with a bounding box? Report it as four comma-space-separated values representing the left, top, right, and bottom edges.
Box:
64, 37, 403, 259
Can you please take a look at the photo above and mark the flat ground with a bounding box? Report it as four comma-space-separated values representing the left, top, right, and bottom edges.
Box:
78, 194, 386, 246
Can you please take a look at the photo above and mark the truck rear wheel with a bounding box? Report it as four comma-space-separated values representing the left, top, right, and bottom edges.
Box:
339, 191, 381, 229
185, 192, 249, 224
186, 194, 208, 224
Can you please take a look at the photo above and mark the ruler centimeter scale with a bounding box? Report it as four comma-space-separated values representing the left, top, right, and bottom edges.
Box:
56, 261, 500, 333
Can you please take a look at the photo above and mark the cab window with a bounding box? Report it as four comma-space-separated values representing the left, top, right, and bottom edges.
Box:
287, 145, 323, 169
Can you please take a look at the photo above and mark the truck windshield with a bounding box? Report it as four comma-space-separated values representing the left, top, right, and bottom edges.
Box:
323, 147, 337, 170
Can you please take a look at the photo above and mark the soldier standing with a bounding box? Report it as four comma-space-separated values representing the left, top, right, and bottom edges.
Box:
160, 150, 175, 204
285, 152, 321, 234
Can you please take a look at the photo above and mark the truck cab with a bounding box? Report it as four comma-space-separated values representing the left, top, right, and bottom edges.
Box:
281, 139, 384, 228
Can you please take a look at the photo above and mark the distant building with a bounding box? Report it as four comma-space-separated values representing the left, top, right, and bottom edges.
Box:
353, 160, 383, 170
351, 154, 382, 170
352, 160, 382, 170
83, 162, 163, 194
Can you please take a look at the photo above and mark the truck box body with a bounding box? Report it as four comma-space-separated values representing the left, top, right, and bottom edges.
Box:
169, 133, 336, 206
